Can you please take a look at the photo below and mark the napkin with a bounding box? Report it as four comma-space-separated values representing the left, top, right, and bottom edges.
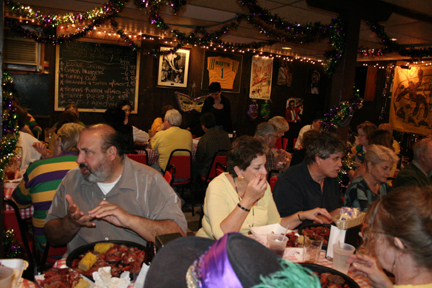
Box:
133, 263, 150, 288
326, 224, 346, 259
92, 267, 131, 288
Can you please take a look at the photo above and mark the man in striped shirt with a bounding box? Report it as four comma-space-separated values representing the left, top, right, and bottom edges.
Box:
12, 123, 84, 253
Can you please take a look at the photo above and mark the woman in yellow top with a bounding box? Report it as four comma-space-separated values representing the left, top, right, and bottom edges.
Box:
196, 136, 331, 239
347, 186, 432, 288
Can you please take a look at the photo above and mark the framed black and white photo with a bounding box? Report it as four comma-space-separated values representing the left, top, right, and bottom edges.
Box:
157, 47, 190, 88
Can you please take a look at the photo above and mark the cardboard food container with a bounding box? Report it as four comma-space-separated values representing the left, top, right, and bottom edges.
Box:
332, 212, 365, 230
0, 258, 28, 288
250, 223, 291, 246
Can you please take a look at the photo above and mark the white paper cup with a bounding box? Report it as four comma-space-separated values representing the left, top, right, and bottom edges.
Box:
0, 266, 14, 288
333, 243, 355, 274
267, 234, 288, 257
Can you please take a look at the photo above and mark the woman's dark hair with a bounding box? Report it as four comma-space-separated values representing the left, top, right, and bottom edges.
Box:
370, 129, 394, 150
209, 82, 222, 93
304, 131, 345, 165
200, 113, 216, 129
363, 186, 432, 269
56, 110, 79, 133
116, 99, 132, 110
357, 121, 377, 144
227, 136, 267, 177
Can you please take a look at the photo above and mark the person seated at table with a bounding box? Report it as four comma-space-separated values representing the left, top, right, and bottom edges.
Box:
150, 104, 174, 133
349, 121, 377, 171
16, 106, 42, 169
344, 145, 398, 212
44, 124, 187, 253
350, 129, 397, 184
290, 129, 321, 167
347, 186, 432, 287
12, 123, 84, 254
269, 116, 290, 140
254, 122, 291, 174
144, 233, 321, 288
201, 82, 233, 133
45, 110, 80, 154
103, 106, 136, 154
149, 109, 193, 173
195, 136, 331, 240
393, 137, 432, 189
116, 100, 149, 143
378, 123, 401, 156
51, 104, 86, 130
294, 116, 322, 150
273, 131, 344, 224
194, 112, 231, 179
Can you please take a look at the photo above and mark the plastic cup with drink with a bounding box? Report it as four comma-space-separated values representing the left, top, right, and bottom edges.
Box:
304, 238, 324, 263
333, 242, 356, 274
267, 234, 288, 257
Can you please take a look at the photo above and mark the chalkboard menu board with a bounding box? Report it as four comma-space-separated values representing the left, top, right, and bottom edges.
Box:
55, 41, 140, 112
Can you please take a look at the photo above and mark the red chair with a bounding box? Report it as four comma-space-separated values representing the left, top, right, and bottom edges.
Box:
194, 150, 228, 215
127, 151, 148, 166
164, 149, 192, 203
275, 137, 289, 151
164, 164, 176, 186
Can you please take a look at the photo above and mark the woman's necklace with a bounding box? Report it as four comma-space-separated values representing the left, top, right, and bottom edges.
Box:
233, 177, 255, 227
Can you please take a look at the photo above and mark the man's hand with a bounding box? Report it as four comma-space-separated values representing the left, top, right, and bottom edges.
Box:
88, 201, 132, 228
66, 194, 95, 228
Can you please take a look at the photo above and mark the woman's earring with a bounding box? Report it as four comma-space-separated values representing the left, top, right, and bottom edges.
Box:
238, 176, 245, 181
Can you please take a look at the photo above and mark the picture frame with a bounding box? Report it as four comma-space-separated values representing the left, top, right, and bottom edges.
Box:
249, 56, 273, 100
157, 47, 190, 88
201, 50, 242, 93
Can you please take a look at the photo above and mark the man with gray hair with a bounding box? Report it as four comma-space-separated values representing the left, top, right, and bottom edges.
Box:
273, 131, 343, 224
254, 122, 291, 173
393, 137, 432, 188
12, 123, 85, 254
149, 109, 193, 173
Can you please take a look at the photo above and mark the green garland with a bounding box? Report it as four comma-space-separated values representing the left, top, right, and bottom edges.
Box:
1, 72, 19, 179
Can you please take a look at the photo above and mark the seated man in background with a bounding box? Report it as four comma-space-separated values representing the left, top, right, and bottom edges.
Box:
294, 117, 322, 149
254, 122, 291, 173
273, 131, 344, 224
194, 113, 231, 178
44, 124, 187, 253
393, 137, 432, 188
149, 109, 193, 173
12, 123, 84, 253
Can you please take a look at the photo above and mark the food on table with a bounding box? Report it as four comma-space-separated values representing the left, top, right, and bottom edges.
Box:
301, 226, 330, 245
285, 232, 300, 247
39, 267, 81, 288
78, 252, 97, 272
314, 271, 350, 288
73, 279, 90, 288
71, 243, 146, 278
94, 242, 114, 254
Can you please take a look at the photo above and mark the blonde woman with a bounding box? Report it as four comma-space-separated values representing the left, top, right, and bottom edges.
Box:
344, 144, 399, 211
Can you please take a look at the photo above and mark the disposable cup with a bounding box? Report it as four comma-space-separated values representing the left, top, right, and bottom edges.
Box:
267, 234, 288, 257
0, 266, 14, 288
333, 242, 356, 274
304, 238, 324, 263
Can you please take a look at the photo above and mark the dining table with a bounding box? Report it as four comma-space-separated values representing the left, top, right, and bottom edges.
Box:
284, 249, 371, 288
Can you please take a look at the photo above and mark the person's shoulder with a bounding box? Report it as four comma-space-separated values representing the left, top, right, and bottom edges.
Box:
278, 162, 305, 180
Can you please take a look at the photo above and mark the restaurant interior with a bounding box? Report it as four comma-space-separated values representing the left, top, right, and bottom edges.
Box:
1, 0, 432, 286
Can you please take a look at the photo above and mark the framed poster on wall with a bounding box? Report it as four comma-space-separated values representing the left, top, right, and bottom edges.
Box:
201, 51, 242, 93
157, 47, 190, 88
249, 56, 273, 100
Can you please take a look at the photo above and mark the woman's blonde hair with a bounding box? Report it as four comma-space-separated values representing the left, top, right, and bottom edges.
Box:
364, 144, 399, 166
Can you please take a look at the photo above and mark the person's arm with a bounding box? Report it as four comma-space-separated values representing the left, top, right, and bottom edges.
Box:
32, 141, 53, 159
132, 126, 149, 142
88, 200, 185, 242
281, 208, 332, 229
347, 254, 393, 288
11, 178, 32, 209
45, 194, 96, 246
